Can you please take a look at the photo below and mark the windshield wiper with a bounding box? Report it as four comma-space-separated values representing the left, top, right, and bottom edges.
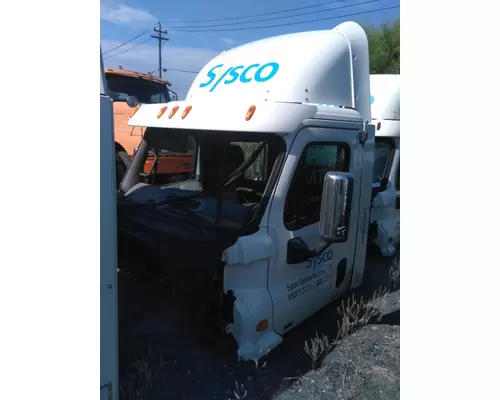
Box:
222, 141, 266, 188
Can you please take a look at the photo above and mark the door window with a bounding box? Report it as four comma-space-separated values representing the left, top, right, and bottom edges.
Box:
284, 143, 350, 230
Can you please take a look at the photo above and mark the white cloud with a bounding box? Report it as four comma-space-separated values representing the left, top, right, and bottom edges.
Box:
100, 3, 156, 27
102, 40, 218, 99
219, 37, 237, 46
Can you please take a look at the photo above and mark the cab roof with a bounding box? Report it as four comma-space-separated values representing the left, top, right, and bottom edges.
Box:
104, 68, 172, 87
186, 21, 371, 123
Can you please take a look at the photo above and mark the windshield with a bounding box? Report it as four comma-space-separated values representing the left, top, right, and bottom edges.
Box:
105, 74, 171, 104
119, 128, 285, 227
123, 128, 285, 201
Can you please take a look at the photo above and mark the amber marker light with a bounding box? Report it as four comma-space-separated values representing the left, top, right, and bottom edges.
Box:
169, 106, 180, 119
245, 105, 256, 121
129, 105, 141, 118
182, 106, 192, 119
157, 106, 168, 119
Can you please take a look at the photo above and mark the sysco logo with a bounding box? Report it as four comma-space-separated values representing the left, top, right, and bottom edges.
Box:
199, 62, 280, 92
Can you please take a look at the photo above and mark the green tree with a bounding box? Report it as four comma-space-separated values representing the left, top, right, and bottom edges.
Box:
365, 19, 400, 74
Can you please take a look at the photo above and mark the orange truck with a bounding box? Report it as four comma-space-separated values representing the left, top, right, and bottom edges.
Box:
105, 68, 194, 185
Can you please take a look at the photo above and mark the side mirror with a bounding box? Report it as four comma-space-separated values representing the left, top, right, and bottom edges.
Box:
319, 172, 354, 243
126, 95, 140, 108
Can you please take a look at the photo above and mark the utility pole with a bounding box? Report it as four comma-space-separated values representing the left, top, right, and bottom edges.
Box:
151, 22, 169, 78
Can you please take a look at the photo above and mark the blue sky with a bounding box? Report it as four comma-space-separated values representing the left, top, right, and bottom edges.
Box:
100, 0, 400, 99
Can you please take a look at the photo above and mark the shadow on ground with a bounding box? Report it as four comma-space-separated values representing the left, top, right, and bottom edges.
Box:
118, 249, 399, 400
378, 309, 400, 326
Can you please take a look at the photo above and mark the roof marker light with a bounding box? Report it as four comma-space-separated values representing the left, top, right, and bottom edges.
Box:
169, 106, 180, 119
245, 105, 256, 121
182, 106, 192, 119
129, 105, 141, 118
157, 106, 168, 119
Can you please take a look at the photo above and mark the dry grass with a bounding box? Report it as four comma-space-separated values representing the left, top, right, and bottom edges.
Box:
303, 293, 381, 370
281, 280, 400, 400
388, 257, 400, 290
336, 294, 380, 337
287, 255, 401, 400
119, 344, 166, 400
304, 254, 400, 369
227, 381, 248, 400
304, 332, 331, 369
227, 358, 275, 400
276, 324, 400, 400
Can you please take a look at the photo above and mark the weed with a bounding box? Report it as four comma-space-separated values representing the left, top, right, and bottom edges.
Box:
228, 381, 248, 400
336, 294, 379, 339
119, 344, 166, 400
388, 257, 400, 290
304, 332, 332, 369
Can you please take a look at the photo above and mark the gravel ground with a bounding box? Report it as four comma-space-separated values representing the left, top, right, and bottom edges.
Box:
117, 251, 399, 400
274, 324, 400, 400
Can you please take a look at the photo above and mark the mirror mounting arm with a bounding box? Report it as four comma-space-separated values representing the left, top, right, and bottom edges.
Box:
287, 237, 331, 265
307, 242, 331, 258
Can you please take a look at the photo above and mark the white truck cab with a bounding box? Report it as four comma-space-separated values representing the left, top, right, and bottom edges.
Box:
369, 74, 400, 256
119, 22, 376, 360
100, 47, 119, 400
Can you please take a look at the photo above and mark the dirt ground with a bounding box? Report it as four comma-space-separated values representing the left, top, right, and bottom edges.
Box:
274, 314, 400, 400
118, 252, 400, 400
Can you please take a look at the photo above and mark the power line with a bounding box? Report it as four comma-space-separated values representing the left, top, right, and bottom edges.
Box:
148, 67, 199, 75
166, 5, 400, 32
102, 4, 399, 60
164, 68, 199, 74
166, 0, 379, 29
103, 37, 153, 60
160, 0, 360, 24
102, 26, 154, 56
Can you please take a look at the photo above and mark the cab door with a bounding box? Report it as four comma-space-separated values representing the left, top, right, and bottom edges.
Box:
266, 125, 363, 335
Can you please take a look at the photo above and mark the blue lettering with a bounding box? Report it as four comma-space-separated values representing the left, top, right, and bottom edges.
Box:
240, 64, 260, 83
255, 62, 279, 82
209, 67, 233, 92
200, 62, 280, 91
224, 65, 244, 85
199, 64, 223, 88
305, 249, 333, 270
